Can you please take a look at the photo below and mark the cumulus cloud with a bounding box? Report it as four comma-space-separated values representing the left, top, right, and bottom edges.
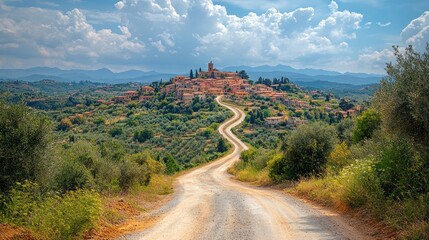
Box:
114, 1, 125, 10
401, 11, 429, 52
115, 0, 363, 70
0, 0, 368, 72
358, 48, 395, 71
0, 4, 144, 69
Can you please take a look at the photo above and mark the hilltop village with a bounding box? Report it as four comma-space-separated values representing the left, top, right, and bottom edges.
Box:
109, 62, 364, 127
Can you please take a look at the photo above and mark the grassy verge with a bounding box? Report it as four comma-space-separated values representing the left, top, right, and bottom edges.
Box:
87, 174, 174, 239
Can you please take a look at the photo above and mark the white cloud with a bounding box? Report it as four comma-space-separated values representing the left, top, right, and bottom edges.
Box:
358, 48, 395, 71
0, 0, 370, 72
328, 1, 338, 13
115, 1, 125, 10
377, 22, 391, 27
115, 0, 363, 70
401, 11, 429, 52
0, 5, 144, 69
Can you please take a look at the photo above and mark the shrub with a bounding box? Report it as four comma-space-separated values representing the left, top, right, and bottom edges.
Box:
109, 127, 123, 137
164, 154, 180, 175
134, 128, 153, 143
217, 137, 227, 152
93, 117, 105, 125
336, 118, 354, 144
0, 103, 51, 192
1, 182, 101, 239
124, 151, 165, 185
100, 139, 126, 162
31, 189, 101, 239
338, 158, 384, 210
93, 159, 121, 193
351, 109, 381, 143
270, 122, 336, 181
119, 159, 142, 191
375, 140, 429, 199
327, 142, 352, 173
240, 148, 257, 163
54, 161, 93, 192
57, 118, 73, 131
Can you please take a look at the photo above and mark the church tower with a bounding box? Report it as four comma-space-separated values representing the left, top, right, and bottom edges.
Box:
208, 61, 214, 72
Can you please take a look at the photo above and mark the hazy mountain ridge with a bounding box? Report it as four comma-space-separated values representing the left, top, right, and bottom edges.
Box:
221, 64, 383, 85
0, 64, 383, 85
0, 67, 176, 84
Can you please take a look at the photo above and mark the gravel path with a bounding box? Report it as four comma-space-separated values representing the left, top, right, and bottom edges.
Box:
120, 96, 370, 240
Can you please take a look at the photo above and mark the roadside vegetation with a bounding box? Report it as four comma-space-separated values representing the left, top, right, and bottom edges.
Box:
229, 45, 429, 239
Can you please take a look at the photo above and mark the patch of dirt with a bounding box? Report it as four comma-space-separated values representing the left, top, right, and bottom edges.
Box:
0, 224, 36, 240
86, 193, 173, 240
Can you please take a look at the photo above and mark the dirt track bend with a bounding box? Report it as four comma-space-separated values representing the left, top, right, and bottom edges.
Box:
120, 96, 369, 240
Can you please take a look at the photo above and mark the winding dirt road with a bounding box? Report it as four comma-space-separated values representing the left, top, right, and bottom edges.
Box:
121, 96, 369, 240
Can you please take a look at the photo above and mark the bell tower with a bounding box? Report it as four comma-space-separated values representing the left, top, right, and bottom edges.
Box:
208, 61, 214, 72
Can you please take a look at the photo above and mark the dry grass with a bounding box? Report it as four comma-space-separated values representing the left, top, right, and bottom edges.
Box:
229, 164, 272, 186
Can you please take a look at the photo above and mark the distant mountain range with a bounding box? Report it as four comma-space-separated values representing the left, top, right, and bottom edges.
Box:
221, 64, 383, 85
0, 64, 384, 86
0, 67, 176, 84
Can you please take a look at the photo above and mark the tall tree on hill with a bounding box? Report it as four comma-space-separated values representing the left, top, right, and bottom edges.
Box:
0, 103, 51, 192
190, 69, 194, 79
375, 44, 429, 150
239, 70, 249, 79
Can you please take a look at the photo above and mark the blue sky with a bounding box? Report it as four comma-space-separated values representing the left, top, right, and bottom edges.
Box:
0, 0, 428, 73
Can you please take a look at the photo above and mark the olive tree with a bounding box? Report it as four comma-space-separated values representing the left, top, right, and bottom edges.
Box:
270, 122, 336, 181
375, 45, 429, 149
0, 103, 51, 191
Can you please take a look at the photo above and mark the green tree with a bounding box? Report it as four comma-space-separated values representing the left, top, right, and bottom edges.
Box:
190, 69, 194, 79
375, 45, 429, 149
270, 122, 336, 181
109, 127, 123, 137
217, 137, 227, 153
339, 99, 354, 111
0, 103, 51, 192
336, 118, 355, 144
164, 154, 180, 175
239, 70, 249, 79
134, 128, 154, 143
57, 118, 72, 131
351, 109, 381, 143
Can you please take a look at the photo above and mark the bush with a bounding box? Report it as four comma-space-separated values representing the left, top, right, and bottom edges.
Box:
109, 127, 123, 137
327, 142, 352, 173
57, 118, 73, 131
0, 103, 51, 192
119, 159, 142, 191
0, 182, 101, 239
54, 161, 93, 192
164, 154, 180, 175
338, 158, 384, 210
31, 189, 101, 239
336, 118, 354, 144
93, 159, 121, 193
351, 109, 381, 143
134, 128, 153, 143
124, 151, 165, 185
100, 139, 126, 162
375, 140, 429, 199
270, 122, 336, 181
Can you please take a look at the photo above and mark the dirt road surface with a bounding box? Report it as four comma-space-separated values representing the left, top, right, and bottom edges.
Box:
120, 96, 370, 240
